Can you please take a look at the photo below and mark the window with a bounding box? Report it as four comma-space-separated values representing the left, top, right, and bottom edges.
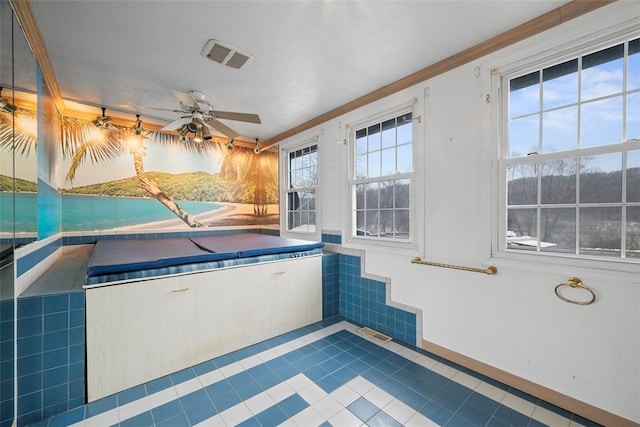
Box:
350, 111, 413, 242
501, 35, 640, 260
286, 143, 318, 233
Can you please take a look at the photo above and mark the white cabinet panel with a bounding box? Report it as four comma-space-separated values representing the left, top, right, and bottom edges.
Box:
86, 255, 322, 401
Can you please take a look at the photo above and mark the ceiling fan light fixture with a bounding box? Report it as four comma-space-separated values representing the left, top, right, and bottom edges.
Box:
193, 128, 204, 143
201, 39, 254, 70
201, 125, 212, 140
226, 138, 234, 150
186, 120, 198, 133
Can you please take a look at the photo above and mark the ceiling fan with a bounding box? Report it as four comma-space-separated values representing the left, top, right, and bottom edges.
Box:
156, 90, 261, 141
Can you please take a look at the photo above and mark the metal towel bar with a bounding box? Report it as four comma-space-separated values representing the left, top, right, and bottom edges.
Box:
410, 257, 497, 275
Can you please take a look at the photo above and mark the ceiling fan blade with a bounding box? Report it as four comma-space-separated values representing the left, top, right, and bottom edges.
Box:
205, 118, 240, 139
160, 117, 192, 131
212, 110, 261, 124
172, 90, 198, 109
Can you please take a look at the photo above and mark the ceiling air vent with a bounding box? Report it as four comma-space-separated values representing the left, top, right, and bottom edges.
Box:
201, 39, 254, 70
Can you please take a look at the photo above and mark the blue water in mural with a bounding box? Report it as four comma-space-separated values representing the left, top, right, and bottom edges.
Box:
0, 192, 221, 232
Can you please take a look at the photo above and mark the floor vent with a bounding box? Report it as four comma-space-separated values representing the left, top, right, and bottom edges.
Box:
358, 327, 392, 343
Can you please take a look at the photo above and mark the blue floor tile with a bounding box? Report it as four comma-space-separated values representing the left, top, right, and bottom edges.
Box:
119, 410, 153, 427
278, 394, 308, 417
151, 399, 183, 424
348, 397, 380, 422
367, 410, 402, 427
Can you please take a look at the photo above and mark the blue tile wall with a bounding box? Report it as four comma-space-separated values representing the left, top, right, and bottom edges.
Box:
338, 254, 417, 345
16, 291, 85, 427
321, 253, 340, 318
321, 233, 342, 245
0, 299, 14, 427
16, 237, 63, 278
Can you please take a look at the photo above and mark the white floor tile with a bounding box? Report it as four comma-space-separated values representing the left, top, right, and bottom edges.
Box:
328, 407, 365, 427
501, 393, 536, 417
364, 386, 394, 408
118, 397, 151, 422
239, 354, 263, 370
432, 362, 458, 379
245, 390, 276, 415
198, 369, 224, 387
311, 395, 343, 419
286, 374, 313, 392
194, 414, 227, 427
267, 381, 296, 402
219, 361, 244, 378
532, 405, 572, 427
175, 378, 203, 397
452, 370, 482, 389
330, 384, 360, 407
290, 406, 326, 427
346, 376, 375, 396
298, 383, 328, 405
382, 398, 418, 425
475, 381, 508, 402
404, 411, 440, 427
414, 354, 438, 369
219, 402, 253, 426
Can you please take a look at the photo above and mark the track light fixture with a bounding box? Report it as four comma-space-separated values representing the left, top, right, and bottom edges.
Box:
226, 138, 234, 150
254, 138, 261, 154
133, 114, 144, 135
92, 107, 112, 128
0, 87, 17, 113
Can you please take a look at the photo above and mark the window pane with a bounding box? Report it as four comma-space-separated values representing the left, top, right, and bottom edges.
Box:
355, 210, 365, 234
288, 192, 299, 210
580, 153, 622, 203
368, 123, 381, 151
365, 210, 379, 236
397, 116, 412, 145
507, 208, 538, 250
395, 179, 410, 209
379, 181, 394, 209
356, 129, 367, 154
355, 154, 367, 179
581, 43, 624, 101
509, 116, 539, 157
381, 148, 396, 176
541, 159, 576, 204
509, 71, 540, 118
379, 209, 394, 237
381, 118, 396, 149
628, 92, 640, 140
543, 59, 578, 110
365, 182, 379, 209
508, 164, 537, 205
355, 183, 365, 209
627, 206, 640, 258
395, 209, 410, 239
580, 97, 623, 148
542, 106, 577, 152
579, 207, 621, 257
541, 208, 576, 253
368, 151, 381, 178
628, 150, 640, 202
397, 143, 412, 173
629, 38, 640, 91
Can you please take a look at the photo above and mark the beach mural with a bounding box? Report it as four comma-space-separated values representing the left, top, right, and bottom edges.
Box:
1, 104, 279, 233
0, 96, 38, 237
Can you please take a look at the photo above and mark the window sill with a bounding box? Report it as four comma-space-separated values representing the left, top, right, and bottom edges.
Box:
490, 250, 640, 286
344, 236, 421, 258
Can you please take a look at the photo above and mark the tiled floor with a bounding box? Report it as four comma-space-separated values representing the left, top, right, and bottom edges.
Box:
32, 318, 598, 427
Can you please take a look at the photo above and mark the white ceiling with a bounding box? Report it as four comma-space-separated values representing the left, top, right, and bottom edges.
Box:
27, 0, 567, 142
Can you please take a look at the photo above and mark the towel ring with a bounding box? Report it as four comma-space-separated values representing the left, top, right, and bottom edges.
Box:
554, 277, 596, 305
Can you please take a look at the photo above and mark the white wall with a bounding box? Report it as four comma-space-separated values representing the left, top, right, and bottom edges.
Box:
280, 2, 640, 423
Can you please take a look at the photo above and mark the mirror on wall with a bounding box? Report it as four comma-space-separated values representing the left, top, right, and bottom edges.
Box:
0, 1, 37, 425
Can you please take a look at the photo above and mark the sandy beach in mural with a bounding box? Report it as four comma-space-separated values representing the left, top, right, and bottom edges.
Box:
124, 202, 280, 230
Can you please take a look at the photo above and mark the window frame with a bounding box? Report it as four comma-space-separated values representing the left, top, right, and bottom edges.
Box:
345, 100, 421, 253
495, 28, 640, 271
281, 138, 320, 239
